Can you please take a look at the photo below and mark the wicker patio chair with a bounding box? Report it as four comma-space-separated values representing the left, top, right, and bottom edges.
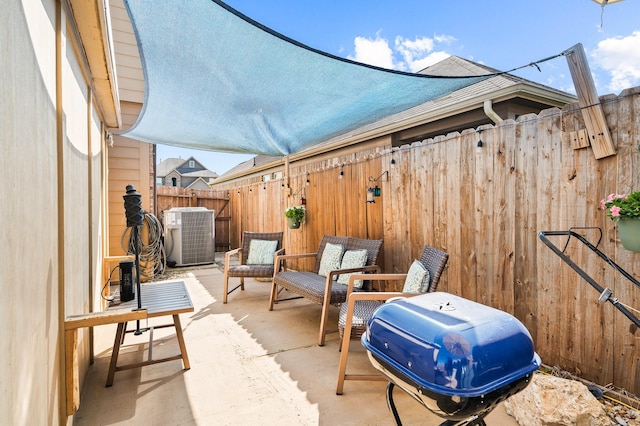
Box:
269, 234, 383, 346
336, 244, 449, 394
222, 231, 284, 303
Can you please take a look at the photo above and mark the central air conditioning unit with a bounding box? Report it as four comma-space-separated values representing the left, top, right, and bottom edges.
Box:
163, 207, 215, 266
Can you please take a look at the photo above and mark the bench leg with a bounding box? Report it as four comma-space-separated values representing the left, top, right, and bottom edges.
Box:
336, 320, 352, 395
173, 314, 190, 370
223, 269, 229, 304
318, 286, 333, 346
268, 280, 278, 311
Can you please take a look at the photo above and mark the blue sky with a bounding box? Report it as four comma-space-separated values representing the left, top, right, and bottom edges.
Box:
156, 0, 640, 174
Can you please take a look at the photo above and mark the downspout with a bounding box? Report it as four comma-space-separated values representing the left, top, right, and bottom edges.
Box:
483, 100, 503, 124
153, 145, 157, 216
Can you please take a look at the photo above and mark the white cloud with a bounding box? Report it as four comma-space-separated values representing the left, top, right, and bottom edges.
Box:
591, 30, 640, 93
348, 33, 455, 72
347, 34, 395, 69
434, 34, 457, 44
395, 36, 435, 71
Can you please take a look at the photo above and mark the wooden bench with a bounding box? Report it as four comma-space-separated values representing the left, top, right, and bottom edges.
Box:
269, 235, 382, 345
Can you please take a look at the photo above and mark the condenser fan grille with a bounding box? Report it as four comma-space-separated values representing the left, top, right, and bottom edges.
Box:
180, 211, 214, 264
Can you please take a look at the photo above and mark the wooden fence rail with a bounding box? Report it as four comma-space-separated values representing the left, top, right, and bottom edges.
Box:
213, 87, 640, 395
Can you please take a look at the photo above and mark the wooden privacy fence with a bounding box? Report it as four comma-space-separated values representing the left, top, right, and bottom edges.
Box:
156, 186, 231, 251
214, 87, 640, 395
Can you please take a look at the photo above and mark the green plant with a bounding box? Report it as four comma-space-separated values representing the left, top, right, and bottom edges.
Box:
284, 206, 305, 221
600, 191, 640, 221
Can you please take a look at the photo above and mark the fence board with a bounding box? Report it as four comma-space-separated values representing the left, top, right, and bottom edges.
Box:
431, 138, 448, 271
611, 89, 640, 388
412, 141, 432, 263
443, 135, 462, 294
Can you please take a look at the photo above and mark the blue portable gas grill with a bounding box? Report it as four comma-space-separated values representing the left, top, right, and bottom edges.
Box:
362, 292, 541, 426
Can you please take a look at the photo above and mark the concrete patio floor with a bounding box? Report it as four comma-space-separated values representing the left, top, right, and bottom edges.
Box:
73, 263, 519, 425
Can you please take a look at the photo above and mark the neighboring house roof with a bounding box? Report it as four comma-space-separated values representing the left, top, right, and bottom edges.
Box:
307, 55, 575, 147
216, 155, 281, 179
182, 169, 218, 179
157, 156, 219, 187
213, 55, 576, 184
185, 177, 214, 189
157, 158, 187, 177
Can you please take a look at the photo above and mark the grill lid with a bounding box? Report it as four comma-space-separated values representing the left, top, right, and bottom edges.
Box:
363, 292, 541, 397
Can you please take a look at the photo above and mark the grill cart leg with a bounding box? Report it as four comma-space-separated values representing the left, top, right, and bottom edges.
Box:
386, 381, 489, 426
386, 382, 403, 426
441, 418, 487, 426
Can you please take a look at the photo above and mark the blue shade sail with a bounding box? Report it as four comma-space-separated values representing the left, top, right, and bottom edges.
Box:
120, 0, 489, 156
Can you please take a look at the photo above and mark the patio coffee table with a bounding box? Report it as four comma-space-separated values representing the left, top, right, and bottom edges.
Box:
106, 280, 194, 386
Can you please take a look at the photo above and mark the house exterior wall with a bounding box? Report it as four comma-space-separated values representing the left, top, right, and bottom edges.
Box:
1, 2, 59, 424
107, 101, 151, 256
107, 0, 153, 257
164, 170, 181, 187
187, 179, 212, 190
110, 0, 144, 104
1, 0, 117, 423
181, 176, 197, 188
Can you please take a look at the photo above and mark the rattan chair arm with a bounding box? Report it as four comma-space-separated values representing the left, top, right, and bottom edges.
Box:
346, 291, 409, 303
275, 251, 317, 272
275, 252, 317, 261
345, 273, 407, 293
224, 247, 241, 267
225, 247, 241, 257
326, 265, 381, 280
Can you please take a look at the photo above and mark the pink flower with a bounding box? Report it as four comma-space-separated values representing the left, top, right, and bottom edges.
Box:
607, 193, 626, 202
611, 206, 622, 217
600, 198, 607, 210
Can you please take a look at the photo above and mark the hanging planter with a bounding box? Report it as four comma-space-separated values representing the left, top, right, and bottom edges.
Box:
287, 217, 301, 229
601, 191, 640, 252
285, 206, 305, 230
617, 219, 640, 252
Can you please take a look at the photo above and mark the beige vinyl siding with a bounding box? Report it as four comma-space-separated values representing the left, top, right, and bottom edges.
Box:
110, 0, 144, 103
107, 101, 151, 256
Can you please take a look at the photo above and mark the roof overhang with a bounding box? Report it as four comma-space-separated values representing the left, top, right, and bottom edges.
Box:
68, 0, 121, 128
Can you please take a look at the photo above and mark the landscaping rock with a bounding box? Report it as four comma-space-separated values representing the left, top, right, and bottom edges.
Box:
503, 373, 613, 426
